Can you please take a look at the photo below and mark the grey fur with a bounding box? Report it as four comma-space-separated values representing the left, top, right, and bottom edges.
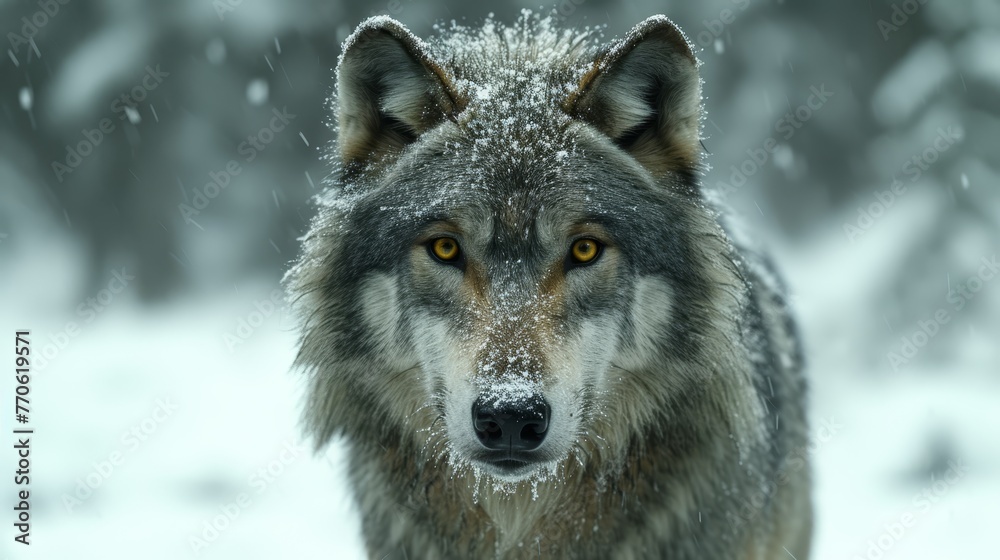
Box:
286, 13, 811, 560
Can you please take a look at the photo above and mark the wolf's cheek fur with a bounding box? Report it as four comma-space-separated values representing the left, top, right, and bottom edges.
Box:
355, 273, 431, 422
359, 273, 406, 354
614, 277, 676, 370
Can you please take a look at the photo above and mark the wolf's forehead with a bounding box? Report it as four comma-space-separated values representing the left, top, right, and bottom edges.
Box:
482, 190, 568, 242
430, 19, 597, 144
408, 137, 623, 241
448, 69, 582, 156
431, 17, 596, 85
435, 84, 596, 198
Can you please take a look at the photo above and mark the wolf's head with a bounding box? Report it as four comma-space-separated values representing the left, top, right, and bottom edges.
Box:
290, 14, 751, 484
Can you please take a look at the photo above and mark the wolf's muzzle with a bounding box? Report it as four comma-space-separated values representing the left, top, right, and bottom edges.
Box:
472, 396, 550, 452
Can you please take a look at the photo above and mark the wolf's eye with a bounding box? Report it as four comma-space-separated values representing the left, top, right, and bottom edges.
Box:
569, 238, 602, 265
429, 237, 461, 263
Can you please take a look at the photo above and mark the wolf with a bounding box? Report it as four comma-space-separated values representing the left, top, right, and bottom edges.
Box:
286, 12, 812, 560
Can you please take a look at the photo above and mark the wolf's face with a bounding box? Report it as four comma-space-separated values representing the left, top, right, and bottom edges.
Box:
289, 15, 731, 483
375, 131, 673, 481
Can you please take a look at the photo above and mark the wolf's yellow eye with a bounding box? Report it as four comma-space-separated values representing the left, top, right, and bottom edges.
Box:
570, 238, 601, 264
430, 237, 460, 262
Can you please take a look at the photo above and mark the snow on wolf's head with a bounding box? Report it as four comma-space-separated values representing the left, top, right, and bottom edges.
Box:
288, 13, 739, 485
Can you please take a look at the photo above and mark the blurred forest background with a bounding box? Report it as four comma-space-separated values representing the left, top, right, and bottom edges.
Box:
1, 0, 998, 559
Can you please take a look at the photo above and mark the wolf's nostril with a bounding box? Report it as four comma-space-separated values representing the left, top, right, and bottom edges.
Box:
472, 397, 550, 452
520, 422, 545, 443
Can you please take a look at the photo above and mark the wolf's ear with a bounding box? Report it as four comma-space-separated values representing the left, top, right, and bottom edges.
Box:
336, 17, 458, 170
567, 16, 702, 175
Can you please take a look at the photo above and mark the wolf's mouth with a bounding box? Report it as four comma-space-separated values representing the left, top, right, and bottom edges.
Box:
491, 458, 529, 471
471, 451, 548, 479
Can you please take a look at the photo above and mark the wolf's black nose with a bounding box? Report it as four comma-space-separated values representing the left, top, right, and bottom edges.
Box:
472, 397, 550, 451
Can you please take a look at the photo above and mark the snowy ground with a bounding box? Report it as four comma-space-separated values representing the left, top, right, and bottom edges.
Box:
1, 290, 365, 560
2, 229, 997, 560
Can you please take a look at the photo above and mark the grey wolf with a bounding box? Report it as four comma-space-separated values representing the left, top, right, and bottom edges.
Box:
286, 12, 812, 559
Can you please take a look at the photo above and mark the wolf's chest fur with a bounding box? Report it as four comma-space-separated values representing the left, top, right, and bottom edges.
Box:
287, 12, 811, 560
